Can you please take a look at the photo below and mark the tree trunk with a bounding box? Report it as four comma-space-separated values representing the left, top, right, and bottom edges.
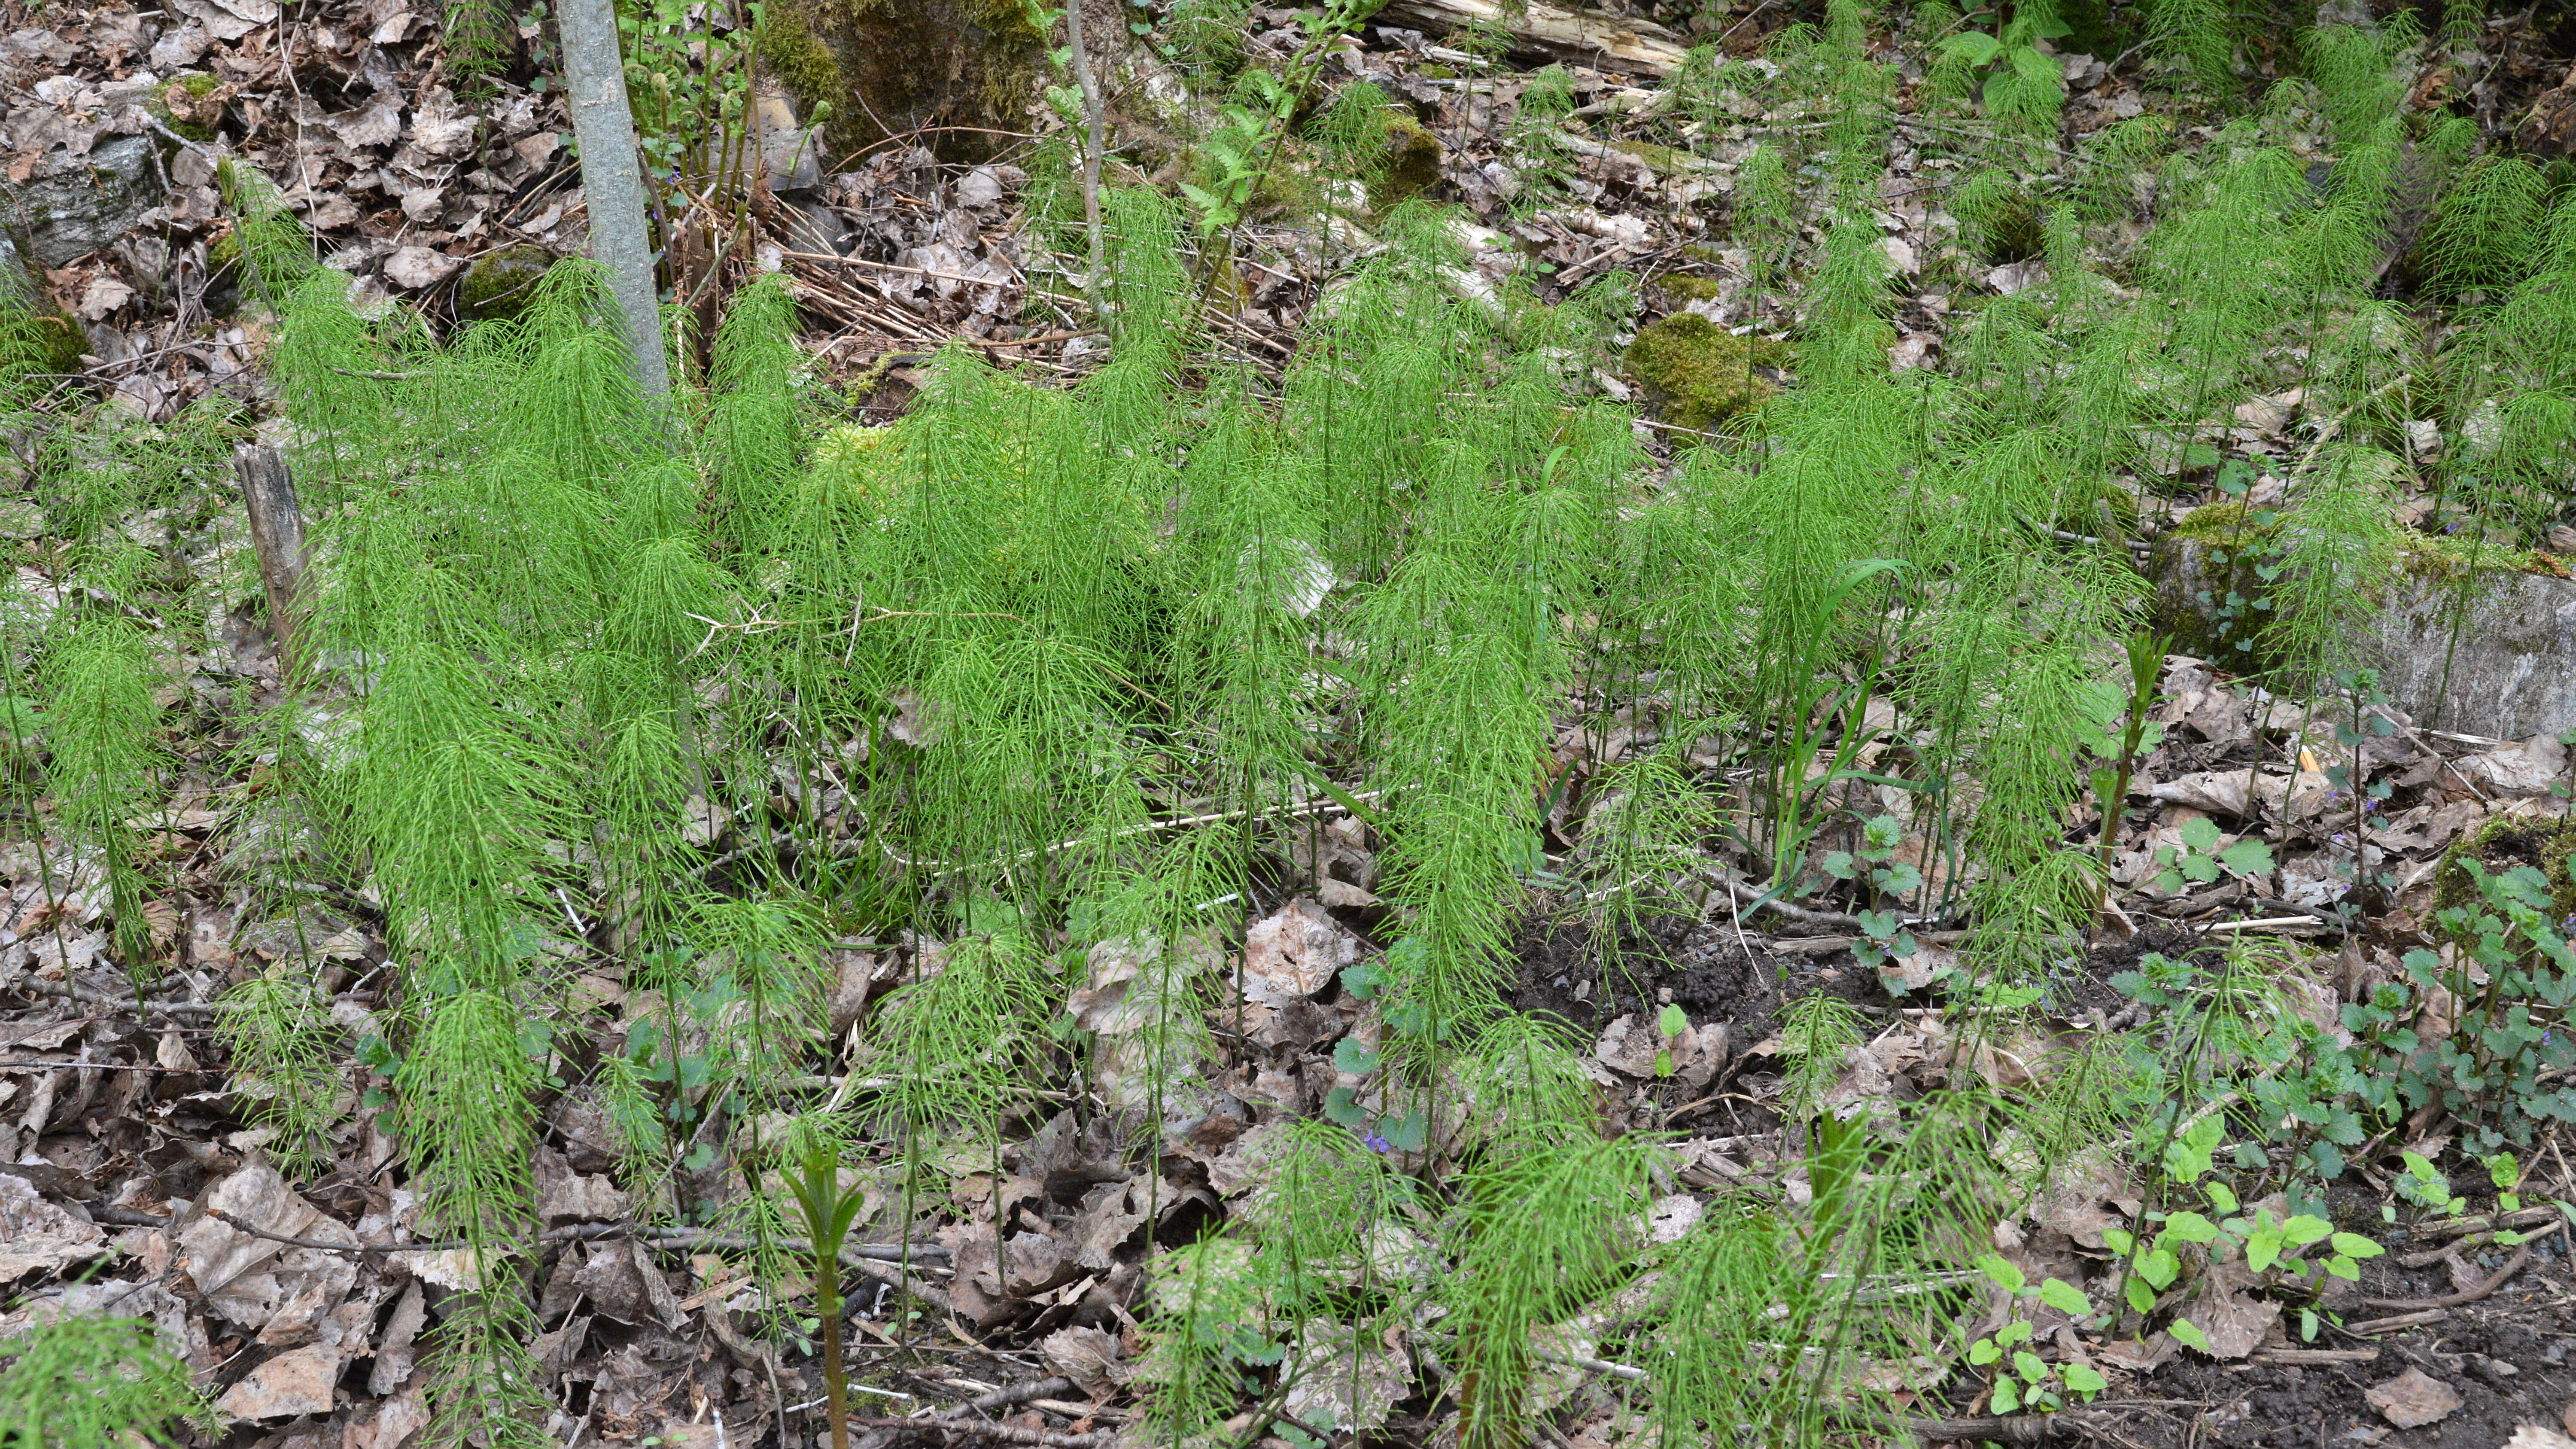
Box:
556, 0, 671, 399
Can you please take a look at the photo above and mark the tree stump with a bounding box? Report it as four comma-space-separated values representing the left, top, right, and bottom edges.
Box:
764, 0, 1049, 167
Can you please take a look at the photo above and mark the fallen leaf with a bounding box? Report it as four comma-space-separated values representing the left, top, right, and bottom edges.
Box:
216, 1342, 342, 1421
2458, 735, 2570, 797
2366, 1367, 2464, 1429
1038, 1324, 1125, 1392
2180, 1266, 2278, 1360
381, 246, 457, 290
0, 1174, 108, 1283
75, 275, 134, 319
1241, 897, 1360, 1005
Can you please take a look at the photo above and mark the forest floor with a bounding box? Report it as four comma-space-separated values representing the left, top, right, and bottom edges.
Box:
9, 0, 2576, 1447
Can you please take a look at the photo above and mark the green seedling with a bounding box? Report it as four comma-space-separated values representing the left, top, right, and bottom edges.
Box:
1967, 1255, 2106, 1412
2152, 817, 2274, 896
781, 1142, 873, 1449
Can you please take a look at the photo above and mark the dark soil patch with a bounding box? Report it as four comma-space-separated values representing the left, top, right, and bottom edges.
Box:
1504, 912, 1891, 1042
2130, 1268, 2576, 1449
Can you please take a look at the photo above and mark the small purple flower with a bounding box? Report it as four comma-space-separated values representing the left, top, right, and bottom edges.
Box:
1362, 1131, 1392, 1154
2363, 798, 2379, 812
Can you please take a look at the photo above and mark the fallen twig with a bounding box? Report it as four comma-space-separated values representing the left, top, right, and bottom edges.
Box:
2251, 1346, 2380, 1365
938, 1378, 1075, 1420
2359, 1242, 2531, 1309
2397, 1215, 2563, 1267
851, 1415, 1106, 1447
2343, 1307, 2450, 1336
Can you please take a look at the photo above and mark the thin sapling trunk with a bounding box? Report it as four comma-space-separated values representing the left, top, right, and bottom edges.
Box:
557, 0, 672, 399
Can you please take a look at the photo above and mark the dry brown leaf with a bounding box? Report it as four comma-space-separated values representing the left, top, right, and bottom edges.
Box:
2366, 1367, 2464, 1429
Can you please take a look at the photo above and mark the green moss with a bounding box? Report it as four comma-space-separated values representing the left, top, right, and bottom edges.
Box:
1621, 312, 1770, 437
0, 304, 86, 379
1418, 64, 1457, 80
2397, 529, 2551, 585
1608, 138, 1686, 173
765, 5, 861, 166
150, 74, 225, 142
2430, 814, 2576, 927
1378, 111, 1442, 208
1658, 274, 1724, 301
458, 244, 554, 322
785, 0, 1043, 164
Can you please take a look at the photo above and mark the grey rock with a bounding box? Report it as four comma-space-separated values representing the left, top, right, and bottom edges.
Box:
0, 233, 38, 309
2156, 536, 2576, 740
2367, 568, 2576, 740
3, 134, 164, 268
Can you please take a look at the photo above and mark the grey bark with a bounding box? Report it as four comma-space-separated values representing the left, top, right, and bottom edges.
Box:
556, 0, 671, 399
235, 443, 307, 678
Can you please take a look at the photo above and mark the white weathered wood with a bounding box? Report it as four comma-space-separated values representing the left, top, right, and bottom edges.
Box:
556, 0, 671, 399
1381, 0, 1692, 77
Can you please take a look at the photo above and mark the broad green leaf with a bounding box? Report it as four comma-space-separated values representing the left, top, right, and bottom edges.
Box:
2013, 1350, 2048, 1385
2180, 817, 2222, 852
2168, 1318, 2212, 1353
1977, 1253, 2027, 1294
2281, 1215, 2333, 1247
2219, 838, 2275, 876
2246, 1229, 2283, 1274
2164, 1211, 2220, 1244
2328, 1232, 2383, 1260
2062, 1363, 2106, 1396
1991, 1376, 2020, 1414
2038, 1279, 2089, 1315
1969, 1338, 2002, 1365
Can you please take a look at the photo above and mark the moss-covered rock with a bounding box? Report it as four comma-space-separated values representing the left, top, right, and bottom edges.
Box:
1658, 274, 1724, 302
767, 0, 1044, 167
1621, 311, 1771, 435
151, 74, 227, 142
458, 244, 554, 322
1376, 111, 1442, 209
0, 236, 85, 379
2430, 814, 2576, 927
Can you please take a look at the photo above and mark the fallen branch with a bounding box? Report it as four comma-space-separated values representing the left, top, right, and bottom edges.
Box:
2411, 1205, 2561, 1241
2359, 1242, 2531, 1310
848, 1416, 1105, 1447
1378, 0, 1690, 75
2343, 1307, 2449, 1336
2252, 1346, 2380, 1365
2397, 1215, 2564, 1268
939, 1378, 1076, 1420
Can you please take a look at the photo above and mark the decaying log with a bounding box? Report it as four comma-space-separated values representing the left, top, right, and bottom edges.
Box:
1380, 0, 1692, 77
